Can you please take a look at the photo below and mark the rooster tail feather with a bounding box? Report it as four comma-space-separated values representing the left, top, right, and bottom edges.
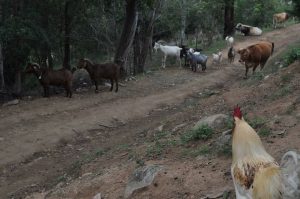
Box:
253, 166, 282, 199
280, 151, 300, 198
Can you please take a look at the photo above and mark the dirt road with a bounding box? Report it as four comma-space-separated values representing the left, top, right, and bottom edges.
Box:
0, 24, 300, 199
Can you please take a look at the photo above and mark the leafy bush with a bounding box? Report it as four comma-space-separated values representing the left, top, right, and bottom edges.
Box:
248, 116, 266, 129
258, 128, 271, 137
181, 124, 213, 143
283, 47, 300, 67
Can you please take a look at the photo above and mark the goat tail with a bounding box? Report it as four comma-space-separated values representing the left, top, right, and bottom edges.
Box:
280, 151, 300, 199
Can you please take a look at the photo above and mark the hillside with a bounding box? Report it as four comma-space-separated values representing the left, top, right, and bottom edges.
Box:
0, 24, 300, 199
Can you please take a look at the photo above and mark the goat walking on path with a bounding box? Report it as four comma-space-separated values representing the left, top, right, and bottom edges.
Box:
154, 42, 182, 68
77, 58, 120, 93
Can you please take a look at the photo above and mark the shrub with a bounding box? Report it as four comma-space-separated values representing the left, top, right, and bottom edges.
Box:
181, 124, 213, 143
258, 128, 271, 137
283, 47, 300, 67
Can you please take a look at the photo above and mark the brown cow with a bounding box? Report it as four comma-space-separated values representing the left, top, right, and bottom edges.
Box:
273, 12, 289, 29
237, 41, 274, 78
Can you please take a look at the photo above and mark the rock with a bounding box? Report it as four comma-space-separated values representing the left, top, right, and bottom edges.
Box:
156, 125, 164, 132
93, 193, 101, 199
2, 99, 19, 107
194, 114, 229, 131
222, 129, 232, 136
124, 165, 163, 198
172, 123, 187, 132
0, 137, 4, 141
274, 129, 286, 136
215, 131, 232, 148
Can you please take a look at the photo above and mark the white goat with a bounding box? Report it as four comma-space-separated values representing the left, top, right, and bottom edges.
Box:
212, 51, 222, 65
189, 48, 201, 55
225, 36, 234, 48
154, 42, 182, 68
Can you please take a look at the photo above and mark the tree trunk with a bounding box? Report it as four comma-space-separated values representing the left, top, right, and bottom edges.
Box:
114, 0, 138, 70
0, 2, 4, 91
223, 0, 235, 38
180, 0, 187, 45
0, 43, 4, 91
133, 0, 162, 74
63, 0, 71, 69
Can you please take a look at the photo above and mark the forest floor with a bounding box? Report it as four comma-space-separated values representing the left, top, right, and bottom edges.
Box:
0, 24, 300, 199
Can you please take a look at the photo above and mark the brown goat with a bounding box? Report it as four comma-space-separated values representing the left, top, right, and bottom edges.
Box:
77, 58, 120, 93
228, 46, 235, 64
25, 63, 73, 97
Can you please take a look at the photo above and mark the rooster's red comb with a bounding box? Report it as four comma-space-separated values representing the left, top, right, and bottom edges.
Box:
233, 105, 242, 119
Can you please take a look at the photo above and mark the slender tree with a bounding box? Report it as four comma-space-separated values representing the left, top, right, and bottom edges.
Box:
0, 43, 4, 91
223, 0, 235, 38
180, 0, 187, 45
133, 0, 163, 73
63, 0, 71, 69
114, 0, 138, 70
0, 2, 4, 91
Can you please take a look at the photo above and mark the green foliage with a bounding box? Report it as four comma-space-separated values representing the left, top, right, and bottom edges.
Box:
181, 124, 214, 143
258, 127, 271, 137
281, 73, 294, 83
235, 0, 283, 27
146, 141, 166, 158
291, 0, 300, 18
248, 116, 266, 129
217, 143, 232, 157
271, 85, 293, 99
182, 145, 212, 157
283, 47, 300, 67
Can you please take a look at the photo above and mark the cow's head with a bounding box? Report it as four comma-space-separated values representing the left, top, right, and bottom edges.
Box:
237, 48, 250, 63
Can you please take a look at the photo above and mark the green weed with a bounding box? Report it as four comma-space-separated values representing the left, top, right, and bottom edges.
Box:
181, 124, 214, 143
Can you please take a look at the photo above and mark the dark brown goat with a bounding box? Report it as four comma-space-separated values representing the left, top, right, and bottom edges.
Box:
25, 63, 73, 97
77, 58, 120, 93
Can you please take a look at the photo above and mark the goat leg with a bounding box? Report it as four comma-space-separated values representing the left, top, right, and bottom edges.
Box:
115, 79, 118, 92
94, 81, 99, 93
110, 79, 114, 92
43, 86, 47, 97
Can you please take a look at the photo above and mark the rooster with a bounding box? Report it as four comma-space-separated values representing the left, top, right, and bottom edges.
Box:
231, 106, 300, 199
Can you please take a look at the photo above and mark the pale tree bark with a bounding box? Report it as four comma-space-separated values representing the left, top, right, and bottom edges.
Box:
114, 0, 138, 70
180, 0, 187, 45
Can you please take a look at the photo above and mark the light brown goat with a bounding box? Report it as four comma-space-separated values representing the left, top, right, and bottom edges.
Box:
25, 63, 73, 97
77, 58, 120, 93
273, 12, 289, 29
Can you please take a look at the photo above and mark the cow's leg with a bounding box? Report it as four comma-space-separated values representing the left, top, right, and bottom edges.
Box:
252, 63, 259, 75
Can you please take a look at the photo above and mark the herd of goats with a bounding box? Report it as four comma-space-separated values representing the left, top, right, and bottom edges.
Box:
24, 12, 290, 98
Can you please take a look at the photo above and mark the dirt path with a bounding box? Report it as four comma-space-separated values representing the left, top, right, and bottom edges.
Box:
0, 24, 300, 199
